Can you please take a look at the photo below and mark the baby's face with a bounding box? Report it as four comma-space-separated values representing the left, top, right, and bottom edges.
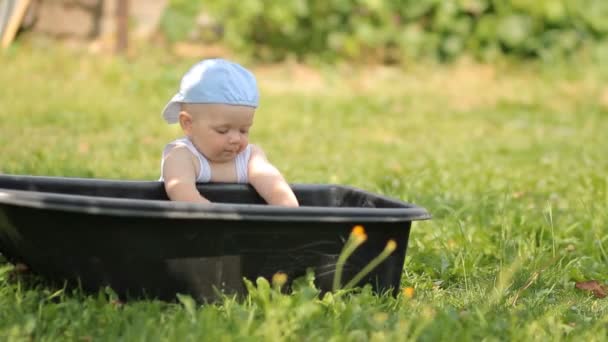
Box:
182, 103, 254, 163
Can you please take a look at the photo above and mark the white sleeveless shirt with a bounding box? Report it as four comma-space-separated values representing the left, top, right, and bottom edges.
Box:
160, 137, 252, 183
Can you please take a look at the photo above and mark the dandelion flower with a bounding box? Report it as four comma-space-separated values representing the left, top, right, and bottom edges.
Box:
352, 225, 365, 236
272, 272, 288, 287
385, 239, 397, 252
403, 286, 415, 299
351, 225, 367, 243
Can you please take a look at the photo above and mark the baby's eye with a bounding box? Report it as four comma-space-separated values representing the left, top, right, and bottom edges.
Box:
215, 128, 228, 134
240, 129, 249, 134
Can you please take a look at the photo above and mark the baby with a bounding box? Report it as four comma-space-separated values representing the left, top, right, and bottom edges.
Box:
160, 59, 299, 207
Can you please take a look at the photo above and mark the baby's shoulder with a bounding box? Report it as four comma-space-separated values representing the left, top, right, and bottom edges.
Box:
245, 144, 269, 164
165, 143, 192, 156
162, 144, 201, 177
163, 144, 198, 165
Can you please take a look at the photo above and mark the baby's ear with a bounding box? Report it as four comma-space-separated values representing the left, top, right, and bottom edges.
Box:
178, 111, 193, 134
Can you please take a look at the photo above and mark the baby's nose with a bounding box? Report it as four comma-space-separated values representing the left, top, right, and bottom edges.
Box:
228, 131, 240, 143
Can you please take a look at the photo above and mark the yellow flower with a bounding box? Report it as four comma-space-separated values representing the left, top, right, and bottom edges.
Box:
272, 272, 288, 287
402, 286, 415, 299
385, 239, 397, 252
351, 225, 367, 243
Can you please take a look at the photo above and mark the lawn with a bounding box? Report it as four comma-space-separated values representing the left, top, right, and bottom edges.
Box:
1, 42, 607, 341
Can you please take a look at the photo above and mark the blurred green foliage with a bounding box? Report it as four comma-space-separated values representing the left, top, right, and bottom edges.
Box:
159, 0, 204, 43
161, 0, 608, 63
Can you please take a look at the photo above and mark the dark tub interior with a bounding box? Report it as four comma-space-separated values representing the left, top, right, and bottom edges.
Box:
0, 174, 430, 301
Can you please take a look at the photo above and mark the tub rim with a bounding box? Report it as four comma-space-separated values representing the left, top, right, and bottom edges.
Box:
0, 184, 431, 223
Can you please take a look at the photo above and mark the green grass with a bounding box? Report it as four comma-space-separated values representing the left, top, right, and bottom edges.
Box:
1, 42, 608, 341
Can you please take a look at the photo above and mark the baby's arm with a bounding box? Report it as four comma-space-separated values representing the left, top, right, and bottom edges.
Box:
162, 146, 211, 204
248, 145, 299, 207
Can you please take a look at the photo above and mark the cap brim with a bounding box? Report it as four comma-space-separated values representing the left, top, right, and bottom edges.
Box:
161, 93, 183, 124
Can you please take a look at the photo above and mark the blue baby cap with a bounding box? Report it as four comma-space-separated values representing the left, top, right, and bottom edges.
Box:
162, 58, 259, 124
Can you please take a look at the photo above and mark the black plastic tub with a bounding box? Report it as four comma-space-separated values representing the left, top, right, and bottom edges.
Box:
0, 174, 430, 301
